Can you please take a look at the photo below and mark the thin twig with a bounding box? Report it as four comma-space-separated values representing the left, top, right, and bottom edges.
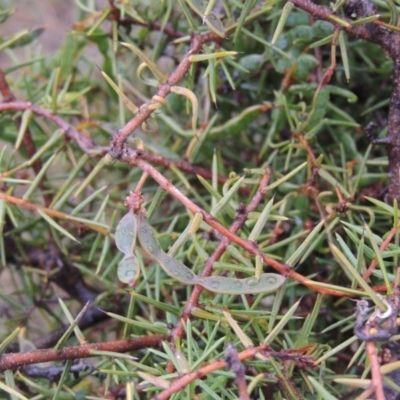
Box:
0, 192, 108, 235
363, 226, 397, 281
0, 334, 167, 371
364, 341, 385, 400
0, 101, 246, 190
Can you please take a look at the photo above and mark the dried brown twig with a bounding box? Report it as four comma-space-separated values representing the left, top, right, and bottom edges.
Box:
0, 335, 167, 371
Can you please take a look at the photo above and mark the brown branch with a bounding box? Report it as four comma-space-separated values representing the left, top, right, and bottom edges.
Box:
0, 102, 249, 192
109, 32, 221, 157
0, 335, 167, 371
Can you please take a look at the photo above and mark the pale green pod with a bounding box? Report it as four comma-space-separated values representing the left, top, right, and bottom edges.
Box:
137, 213, 199, 285
137, 213, 286, 295
197, 274, 286, 295
155, 252, 199, 285
137, 213, 162, 258
115, 212, 137, 254
118, 255, 140, 285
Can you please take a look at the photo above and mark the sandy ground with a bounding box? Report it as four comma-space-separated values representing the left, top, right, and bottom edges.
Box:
0, 0, 76, 66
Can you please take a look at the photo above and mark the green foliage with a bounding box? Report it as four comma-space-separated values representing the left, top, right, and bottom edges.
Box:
0, 0, 399, 399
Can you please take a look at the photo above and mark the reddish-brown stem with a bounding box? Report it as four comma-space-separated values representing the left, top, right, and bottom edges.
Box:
0, 101, 248, 192
0, 335, 167, 371
362, 341, 385, 400
363, 226, 397, 281
109, 32, 221, 157
0, 192, 108, 235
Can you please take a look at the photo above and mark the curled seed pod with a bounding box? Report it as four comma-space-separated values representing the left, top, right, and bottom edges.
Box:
137, 213, 200, 285
137, 213, 285, 295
